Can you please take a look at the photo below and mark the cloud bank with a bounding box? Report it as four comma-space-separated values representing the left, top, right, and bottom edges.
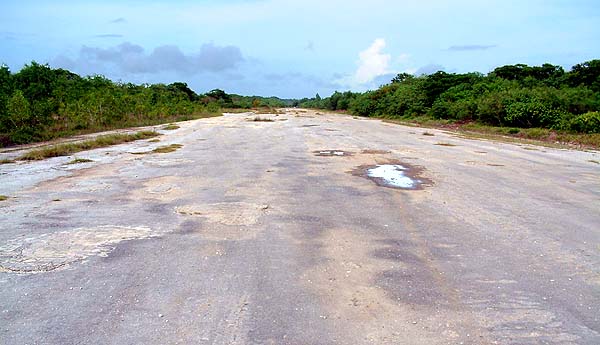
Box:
54, 42, 244, 75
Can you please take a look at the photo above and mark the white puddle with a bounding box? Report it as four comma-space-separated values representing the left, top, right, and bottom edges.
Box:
316, 150, 349, 156
320, 151, 345, 156
366, 164, 419, 189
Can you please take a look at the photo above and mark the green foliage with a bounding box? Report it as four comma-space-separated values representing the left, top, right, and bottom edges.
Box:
567, 111, 600, 133
0, 63, 223, 147
6, 90, 34, 143
567, 60, 600, 91
301, 60, 599, 135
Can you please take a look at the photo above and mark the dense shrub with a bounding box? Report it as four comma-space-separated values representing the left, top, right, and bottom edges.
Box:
302, 60, 600, 134
567, 111, 600, 133
0, 63, 222, 146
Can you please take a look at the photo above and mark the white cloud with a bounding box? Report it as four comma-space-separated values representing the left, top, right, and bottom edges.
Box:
352, 38, 391, 85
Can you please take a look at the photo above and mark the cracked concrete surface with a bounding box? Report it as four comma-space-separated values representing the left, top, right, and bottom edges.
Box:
0, 109, 599, 344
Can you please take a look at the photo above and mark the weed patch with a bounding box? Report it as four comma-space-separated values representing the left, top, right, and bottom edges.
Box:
251, 116, 274, 122
66, 158, 94, 165
152, 144, 183, 153
19, 131, 159, 161
0, 195, 8, 201
422, 132, 435, 136
162, 124, 180, 130
435, 142, 457, 147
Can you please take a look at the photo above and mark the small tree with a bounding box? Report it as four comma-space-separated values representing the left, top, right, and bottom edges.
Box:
7, 90, 31, 129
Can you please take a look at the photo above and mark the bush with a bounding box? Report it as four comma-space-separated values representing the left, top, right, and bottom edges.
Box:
504, 100, 565, 128
568, 111, 600, 133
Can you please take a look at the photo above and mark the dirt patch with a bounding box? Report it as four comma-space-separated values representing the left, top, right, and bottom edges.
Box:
142, 158, 193, 167
351, 161, 432, 190
434, 142, 457, 147
0, 226, 158, 273
175, 202, 269, 226
130, 176, 188, 201
361, 149, 391, 155
304, 228, 465, 344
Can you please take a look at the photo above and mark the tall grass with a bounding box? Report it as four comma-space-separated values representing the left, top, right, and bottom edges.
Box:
19, 131, 159, 160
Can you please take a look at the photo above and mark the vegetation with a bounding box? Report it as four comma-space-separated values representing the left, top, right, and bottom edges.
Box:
3, 59, 599, 148
151, 143, 183, 153
161, 124, 180, 130
0, 62, 221, 146
0, 195, 8, 201
19, 131, 158, 160
300, 60, 600, 142
251, 116, 274, 122
66, 158, 94, 164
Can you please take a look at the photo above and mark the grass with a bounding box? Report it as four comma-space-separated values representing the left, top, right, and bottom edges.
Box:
148, 139, 160, 143
380, 116, 600, 149
66, 158, 94, 164
0, 158, 15, 164
152, 144, 183, 153
162, 124, 180, 130
0, 195, 8, 201
19, 131, 159, 161
422, 131, 435, 136
222, 107, 284, 115
435, 142, 457, 147
251, 116, 274, 122
589, 160, 600, 164
5, 111, 221, 149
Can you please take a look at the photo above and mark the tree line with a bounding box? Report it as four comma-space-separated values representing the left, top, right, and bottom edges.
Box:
2, 60, 599, 147
299, 60, 600, 134
0, 62, 290, 146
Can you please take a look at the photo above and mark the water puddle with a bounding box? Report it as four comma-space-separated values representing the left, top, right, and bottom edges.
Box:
315, 150, 352, 157
353, 162, 431, 190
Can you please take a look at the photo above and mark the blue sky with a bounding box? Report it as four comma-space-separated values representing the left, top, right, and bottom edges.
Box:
2, 0, 600, 98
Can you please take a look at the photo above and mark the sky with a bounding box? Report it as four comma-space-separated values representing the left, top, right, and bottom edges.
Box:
2, 0, 600, 98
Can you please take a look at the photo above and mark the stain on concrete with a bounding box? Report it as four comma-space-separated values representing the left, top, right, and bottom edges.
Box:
175, 202, 269, 226
0, 226, 158, 273
361, 149, 391, 155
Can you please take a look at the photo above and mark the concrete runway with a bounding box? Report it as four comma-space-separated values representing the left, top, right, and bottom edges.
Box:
1, 109, 599, 344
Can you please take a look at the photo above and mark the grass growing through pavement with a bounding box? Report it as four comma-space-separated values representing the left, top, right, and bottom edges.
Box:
162, 124, 180, 130
152, 144, 183, 153
0, 159, 14, 164
422, 132, 435, 136
0, 195, 8, 201
251, 116, 274, 122
19, 131, 159, 161
435, 142, 457, 147
66, 158, 94, 164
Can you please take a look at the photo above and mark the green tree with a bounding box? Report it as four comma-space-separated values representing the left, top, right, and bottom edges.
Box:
567, 60, 600, 91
